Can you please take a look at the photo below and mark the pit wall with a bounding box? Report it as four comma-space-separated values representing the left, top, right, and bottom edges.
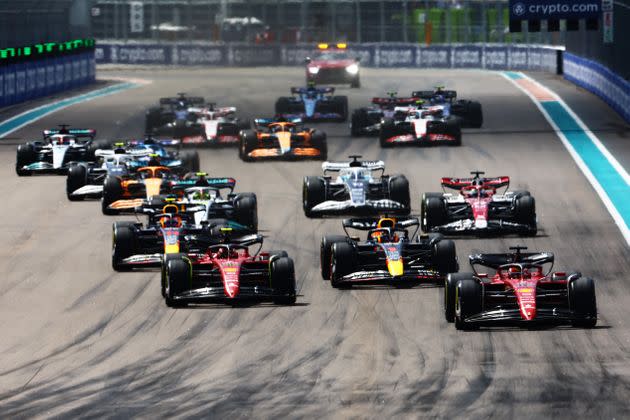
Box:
95, 42, 560, 72
0, 51, 96, 108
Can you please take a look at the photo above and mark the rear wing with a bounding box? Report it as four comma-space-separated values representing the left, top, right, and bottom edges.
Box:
254, 117, 302, 128
172, 177, 237, 192
159, 96, 204, 106
371, 97, 418, 106
342, 217, 419, 231
291, 86, 335, 95
469, 252, 554, 270
322, 160, 385, 173
441, 176, 510, 191
128, 139, 181, 147
43, 128, 96, 139
95, 148, 152, 158
412, 90, 457, 100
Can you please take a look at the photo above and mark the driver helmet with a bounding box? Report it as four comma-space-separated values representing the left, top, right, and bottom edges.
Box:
147, 153, 161, 166
191, 189, 210, 200
508, 266, 521, 278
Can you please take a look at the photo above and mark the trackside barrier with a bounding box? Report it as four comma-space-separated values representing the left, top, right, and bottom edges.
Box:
0, 51, 96, 108
564, 53, 630, 124
95, 42, 559, 73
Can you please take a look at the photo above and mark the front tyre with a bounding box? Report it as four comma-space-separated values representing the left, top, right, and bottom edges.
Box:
271, 257, 297, 305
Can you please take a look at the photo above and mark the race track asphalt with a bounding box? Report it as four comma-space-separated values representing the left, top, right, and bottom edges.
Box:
1, 67, 629, 418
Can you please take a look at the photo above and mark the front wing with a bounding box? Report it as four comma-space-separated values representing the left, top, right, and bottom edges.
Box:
244, 147, 325, 160
309, 199, 409, 216
428, 219, 535, 235
461, 308, 596, 326
337, 269, 442, 285
383, 133, 458, 145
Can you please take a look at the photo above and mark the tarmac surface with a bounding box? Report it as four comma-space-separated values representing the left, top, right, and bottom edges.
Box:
1, 67, 629, 418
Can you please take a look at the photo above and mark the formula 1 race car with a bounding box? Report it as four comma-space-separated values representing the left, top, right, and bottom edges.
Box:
181, 104, 250, 146
15, 126, 108, 176
350, 92, 420, 136
112, 198, 252, 271
67, 142, 199, 201
145, 93, 206, 138
421, 171, 537, 236
305, 43, 360, 88
444, 246, 597, 329
275, 86, 348, 122
161, 233, 297, 307
379, 104, 462, 147
412, 87, 483, 128
321, 217, 458, 288
239, 118, 327, 161
302, 155, 410, 217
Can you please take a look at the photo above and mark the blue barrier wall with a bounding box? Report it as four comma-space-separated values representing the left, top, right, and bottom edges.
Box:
564, 53, 630, 124
0, 51, 96, 108
95, 42, 559, 72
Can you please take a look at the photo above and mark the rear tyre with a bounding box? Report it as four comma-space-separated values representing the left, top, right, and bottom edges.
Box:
271, 257, 297, 305
350, 109, 369, 137
303, 176, 326, 218
330, 242, 357, 289
275, 97, 292, 114
434, 239, 458, 274
180, 150, 200, 172
421, 194, 447, 232
455, 279, 483, 330
102, 176, 123, 215
112, 221, 136, 271
388, 175, 411, 213
569, 277, 597, 328
66, 164, 88, 201
515, 195, 537, 236
86, 140, 111, 162
332, 96, 348, 121
239, 129, 258, 162
445, 273, 474, 323
320, 235, 348, 280
165, 257, 191, 308
310, 130, 328, 160
234, 193, 258, 231
145, 107, 163, 133
379, 118, 396, 148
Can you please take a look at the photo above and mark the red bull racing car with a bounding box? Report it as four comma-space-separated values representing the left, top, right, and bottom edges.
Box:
321, 216, 458, 288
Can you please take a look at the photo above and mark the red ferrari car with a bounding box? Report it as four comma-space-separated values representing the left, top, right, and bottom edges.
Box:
305, 43, 360, 88
444, 246, 597, 330
161, 232, 297, 307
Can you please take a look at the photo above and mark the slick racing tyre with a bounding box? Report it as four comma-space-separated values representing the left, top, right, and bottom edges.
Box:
102, 176, 123, 215
434, 239, 458, 275
66, 164, 88, 201
165, 256, 190, 308
310, 130, 328, 160
445, 273, 474, 323
350, 76, 361, 89
234, 193, 258, 231
180, 150, 200, 172
350, 109, 369, 137
388, 175, 411, 213
271, 257, 297, 305
455, 279, 483, 330
330, 242, 357, 289
16, 143, 36, 176
275, 97, 292, 114
112, 221, 136, 271
379, 117, 396, 148
451, 100, 483, 128
569, 277, 597, 328
331, 96, 349, 122
515, 195, 537, 236
145, 107, 163, 133
161, 253, 186, 298
421, 193, 447, 232
303, 176, 326, 218
320, 235, 348, 280
239, 129, 258, 162
86, 140, 111, 162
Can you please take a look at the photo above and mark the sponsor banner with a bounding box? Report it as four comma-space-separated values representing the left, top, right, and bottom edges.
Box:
15, 64, 26, 103
231, 46, 279, 66
484, 46, 508, 69
508, 46, 529, 70
509, 0, 601, 20
176, 46, 226, 65
115, 45, 171, 64
452, 46, 482, 69
284, 46, 314, 66
564, 53, 630, 123
375, 46, 416, 68
26, 63, 37, 99
0, 66, 5, 107
417, 46, 451, 68
4, 66, 15, 104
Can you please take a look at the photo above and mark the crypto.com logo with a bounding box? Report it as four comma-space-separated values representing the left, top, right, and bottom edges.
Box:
513, 2, 527, 16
